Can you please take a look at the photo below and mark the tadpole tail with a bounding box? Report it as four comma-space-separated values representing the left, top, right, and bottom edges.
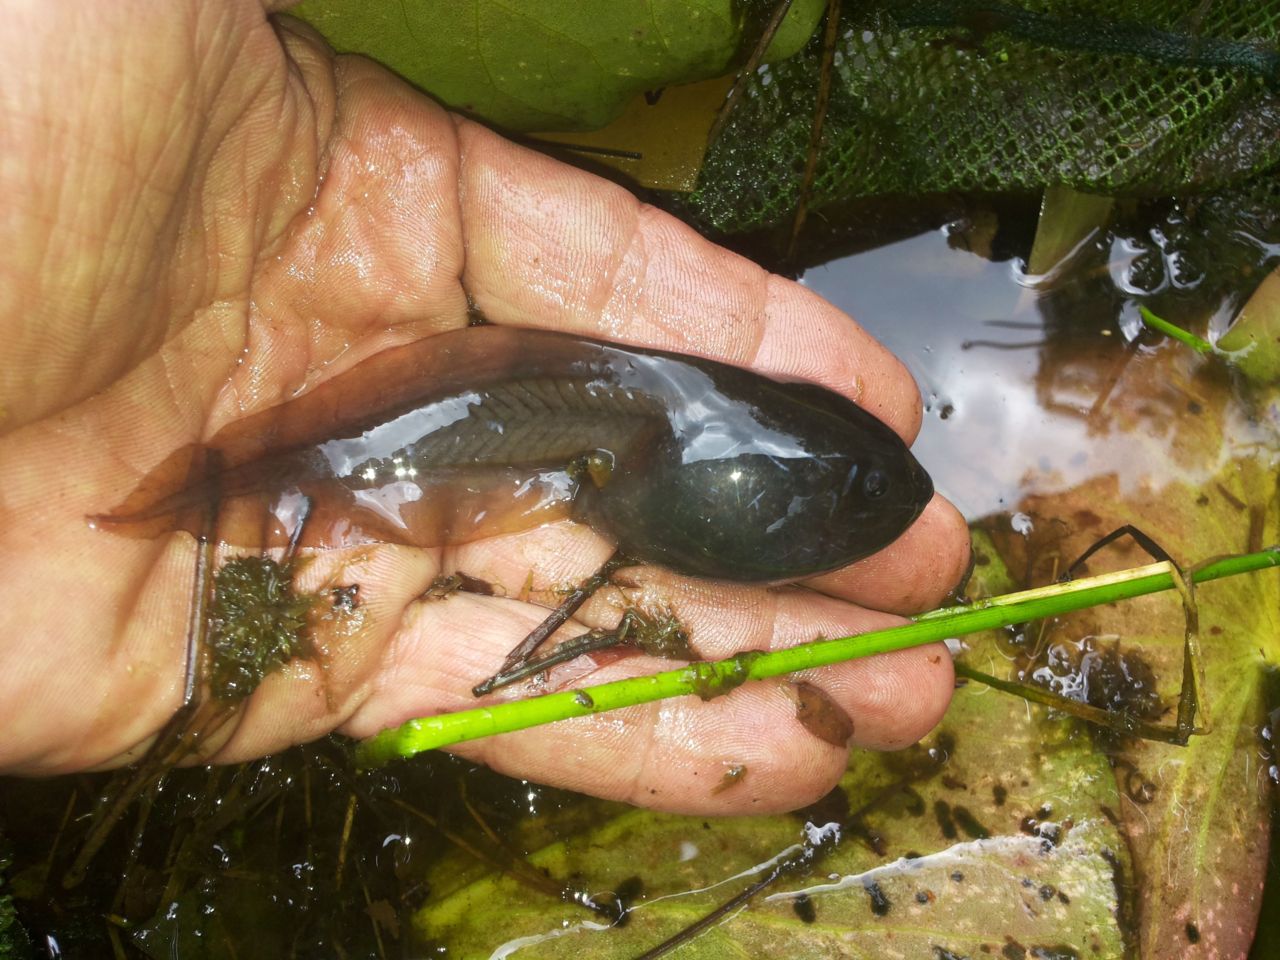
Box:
85, 442, 214, 539
87, 443, 311, 542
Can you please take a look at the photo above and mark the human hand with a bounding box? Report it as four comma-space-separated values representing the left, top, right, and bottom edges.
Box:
0, 1, 969, 813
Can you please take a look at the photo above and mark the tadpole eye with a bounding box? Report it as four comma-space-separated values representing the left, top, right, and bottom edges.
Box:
863, 468, 889, 499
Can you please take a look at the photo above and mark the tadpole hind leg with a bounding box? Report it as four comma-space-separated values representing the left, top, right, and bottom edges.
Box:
472, 550, 632, 696
958, 523, 1208, 745
1060, 524, 1175, 579
474, 613, 647, 693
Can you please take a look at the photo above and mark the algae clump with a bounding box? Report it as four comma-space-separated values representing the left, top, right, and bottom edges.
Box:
208, 557, 316, 702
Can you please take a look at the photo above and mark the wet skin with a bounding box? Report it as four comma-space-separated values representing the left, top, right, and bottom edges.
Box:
96, 326, 933, 583
0, 1, 969, 813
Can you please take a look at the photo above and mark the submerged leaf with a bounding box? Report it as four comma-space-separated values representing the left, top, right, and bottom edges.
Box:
985, 470, 1278, 960
416, 702, 1130, 957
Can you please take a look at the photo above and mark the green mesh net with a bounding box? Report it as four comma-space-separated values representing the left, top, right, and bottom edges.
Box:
687, 0, 1280, 235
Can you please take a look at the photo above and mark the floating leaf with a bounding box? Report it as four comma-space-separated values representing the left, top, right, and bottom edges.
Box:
1027, 185, 1115, 277
414, 708, 1131, 957
981, 327, 1280, 960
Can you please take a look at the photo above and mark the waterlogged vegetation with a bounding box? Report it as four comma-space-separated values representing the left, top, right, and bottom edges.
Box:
207, 557, 318, 702
799, 194, 1280, 959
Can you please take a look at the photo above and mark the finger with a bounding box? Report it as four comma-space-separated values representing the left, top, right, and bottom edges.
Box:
339, 591, 953, 814
447, 529, 956, 751
806, 494, 973, 614
371, 554, 955, 755
455, 120, 922, 441
216, 52, 469, 431
562, 568, 956, 752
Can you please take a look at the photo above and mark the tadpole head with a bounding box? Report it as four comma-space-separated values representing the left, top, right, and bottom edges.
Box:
831, 446, 933, 552
572, 356, 936, 584
584, 442, 934, 583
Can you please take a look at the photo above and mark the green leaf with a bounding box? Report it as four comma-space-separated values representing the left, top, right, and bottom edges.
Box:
1219, 268, 1280, 385
978, 329, 1280, 959
288, 0, 826, 131
1027, 185, 1115, 277
415, 710, 1130, 957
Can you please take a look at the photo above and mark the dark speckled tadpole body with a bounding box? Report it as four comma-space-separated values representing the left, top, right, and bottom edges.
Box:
93, 326, 932, 581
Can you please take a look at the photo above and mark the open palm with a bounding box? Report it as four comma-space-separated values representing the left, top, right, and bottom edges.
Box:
0, 1, 969, 813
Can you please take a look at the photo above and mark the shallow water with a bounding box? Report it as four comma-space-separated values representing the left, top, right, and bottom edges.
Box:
802, 221, 1277, 522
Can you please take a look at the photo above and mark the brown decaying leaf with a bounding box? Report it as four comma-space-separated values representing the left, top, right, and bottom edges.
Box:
782, 679, 855, 747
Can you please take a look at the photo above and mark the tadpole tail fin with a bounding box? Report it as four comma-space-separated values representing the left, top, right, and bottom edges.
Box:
86, 443, 216, 539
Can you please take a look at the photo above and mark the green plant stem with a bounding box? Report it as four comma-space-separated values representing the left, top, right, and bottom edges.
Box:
356, 547, 1280, 766
1138, 305, 1215, 353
